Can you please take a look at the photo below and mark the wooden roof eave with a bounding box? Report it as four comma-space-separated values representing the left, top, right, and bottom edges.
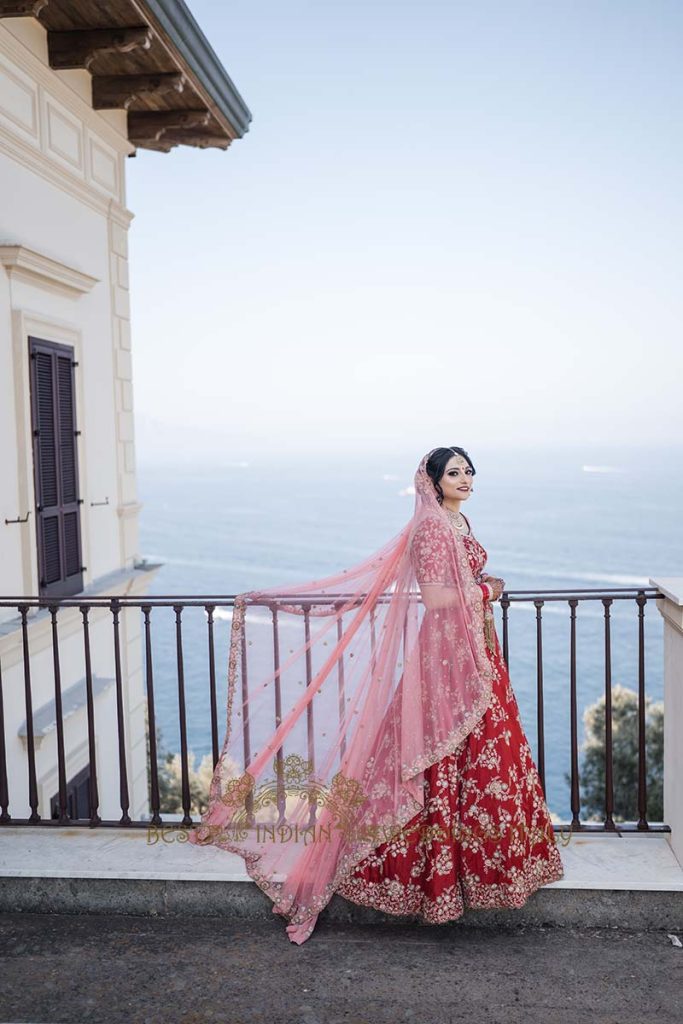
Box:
0, 0, 252, 153
135, 0, 251, 143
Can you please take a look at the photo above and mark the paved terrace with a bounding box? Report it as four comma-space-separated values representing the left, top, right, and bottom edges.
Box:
1, 914, 682, 1024
1, 825, 682, 1024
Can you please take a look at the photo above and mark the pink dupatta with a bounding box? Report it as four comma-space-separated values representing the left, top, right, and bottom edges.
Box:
188, 449, 493, 941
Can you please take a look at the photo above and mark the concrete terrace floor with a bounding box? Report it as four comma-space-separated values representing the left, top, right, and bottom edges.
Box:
0, 913, 682, 1024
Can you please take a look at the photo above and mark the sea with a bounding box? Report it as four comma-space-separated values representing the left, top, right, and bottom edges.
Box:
137, 444, 682, 821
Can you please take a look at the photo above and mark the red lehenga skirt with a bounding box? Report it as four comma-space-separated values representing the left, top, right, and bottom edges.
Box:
335, 610, 565, 922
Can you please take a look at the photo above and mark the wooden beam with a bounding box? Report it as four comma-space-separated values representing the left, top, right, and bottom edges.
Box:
92, 72, 184, 111
47, 27, 152, 72
0, 0, 48, 15
127, 109, 210, 143
154, 129, 231, 151
134, 137, 178, 154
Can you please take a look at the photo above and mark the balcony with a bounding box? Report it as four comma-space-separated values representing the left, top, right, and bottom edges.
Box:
1, 581, 683, 931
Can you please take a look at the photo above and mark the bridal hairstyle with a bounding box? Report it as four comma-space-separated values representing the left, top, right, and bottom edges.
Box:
189, 448, 492, 937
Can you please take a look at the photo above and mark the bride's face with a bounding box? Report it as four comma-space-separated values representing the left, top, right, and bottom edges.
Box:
439, 454, 473, 501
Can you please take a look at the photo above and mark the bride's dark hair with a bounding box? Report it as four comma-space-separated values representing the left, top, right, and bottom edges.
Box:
426, 446, 476, 505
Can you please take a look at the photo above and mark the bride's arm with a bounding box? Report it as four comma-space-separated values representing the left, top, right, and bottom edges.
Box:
412, 519, 494, 611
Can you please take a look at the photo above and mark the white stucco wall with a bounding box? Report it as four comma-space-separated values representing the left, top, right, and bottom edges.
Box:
0, 17, 140, 596
0, 16, 150, 821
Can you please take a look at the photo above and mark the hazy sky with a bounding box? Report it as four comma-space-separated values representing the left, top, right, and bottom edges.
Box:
126, 0, 683, 463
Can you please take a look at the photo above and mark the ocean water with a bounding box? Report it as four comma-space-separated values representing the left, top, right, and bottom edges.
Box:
137, 445, 682, 820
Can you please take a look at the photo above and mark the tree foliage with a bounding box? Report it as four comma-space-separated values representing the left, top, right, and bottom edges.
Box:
143, 702, 237, 817
570, 684, 663, 823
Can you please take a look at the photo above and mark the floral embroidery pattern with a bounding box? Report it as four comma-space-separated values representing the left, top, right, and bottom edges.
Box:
335, 530, 565, 922
411, 516, 454, 585
190, 511, 563, 930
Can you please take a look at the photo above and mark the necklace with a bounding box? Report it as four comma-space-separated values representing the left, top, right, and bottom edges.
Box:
444, 506, 468, 532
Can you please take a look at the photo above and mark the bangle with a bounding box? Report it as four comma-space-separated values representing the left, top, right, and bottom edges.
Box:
483, 582, 493, 601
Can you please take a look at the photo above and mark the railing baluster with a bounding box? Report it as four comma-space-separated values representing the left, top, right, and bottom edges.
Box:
173, 605, 192, 826
602, 598, 616, 831
240, 621, 254, 826
142, 605, 161, 826
49, 605, 69, 824
19, 604, 40, 822
304, 606, 316, 827
0, 645, 10, 823
271, 606, 286, 825
336, 607, 346, 763
205, 604, 219, 768
304, 607, 315, 768
569, 598, 581, 830
79, 605, 101, 825
370, 606, 377, 673
636, 591, 649, 830
534, 599, 546, 795
110, 598, 131, 825
501, 592, 510, 667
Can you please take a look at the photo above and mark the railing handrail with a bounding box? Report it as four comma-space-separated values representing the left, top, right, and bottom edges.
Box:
0, 584, 663, 606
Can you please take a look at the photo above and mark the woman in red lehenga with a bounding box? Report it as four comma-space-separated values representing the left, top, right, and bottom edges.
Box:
189, 446, 564, 943
335, 448, 565, 920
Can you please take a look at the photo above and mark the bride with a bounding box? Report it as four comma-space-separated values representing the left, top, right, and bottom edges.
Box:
189, 446, 565, 943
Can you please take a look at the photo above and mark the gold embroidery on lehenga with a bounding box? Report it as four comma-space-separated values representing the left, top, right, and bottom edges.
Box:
335, 518, 565, 923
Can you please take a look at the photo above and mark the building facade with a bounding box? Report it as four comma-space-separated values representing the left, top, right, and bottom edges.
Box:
0, 0, 250, 821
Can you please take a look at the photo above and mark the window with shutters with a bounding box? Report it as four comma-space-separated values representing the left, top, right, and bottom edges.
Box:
28, 336, 84, 598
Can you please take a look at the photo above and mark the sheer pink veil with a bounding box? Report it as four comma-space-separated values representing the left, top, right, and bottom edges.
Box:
188, 448, 494, 937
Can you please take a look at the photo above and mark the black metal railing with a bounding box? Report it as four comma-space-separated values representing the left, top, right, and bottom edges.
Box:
0, 586, 665, 833
500, 587, 663, 832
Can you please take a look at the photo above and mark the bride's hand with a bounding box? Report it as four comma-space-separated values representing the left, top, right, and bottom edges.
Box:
484, 576, 505, 601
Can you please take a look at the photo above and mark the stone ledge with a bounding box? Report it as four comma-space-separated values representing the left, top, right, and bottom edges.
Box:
2, 827, 682, 889
1, 827, 682, 928
0, 876, 682, 931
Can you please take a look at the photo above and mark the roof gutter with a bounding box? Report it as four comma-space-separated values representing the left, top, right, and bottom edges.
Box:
137, 0, 252, 139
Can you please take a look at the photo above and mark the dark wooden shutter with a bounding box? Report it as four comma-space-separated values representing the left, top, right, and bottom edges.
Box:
28, 337, 83, 598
